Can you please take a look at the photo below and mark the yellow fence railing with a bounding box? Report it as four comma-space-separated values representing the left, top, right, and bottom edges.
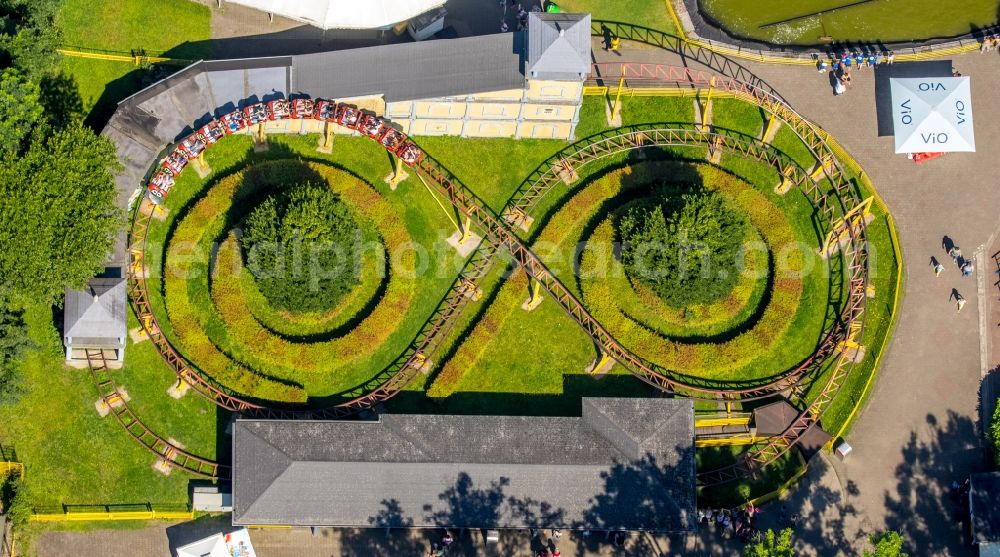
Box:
30, 510, 194, 522
0, 462, 23, 477
695, 436, 757, 448
57, 48, 189, 66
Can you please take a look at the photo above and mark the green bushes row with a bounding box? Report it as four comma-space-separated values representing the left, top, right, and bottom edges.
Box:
426, 270, 529, 398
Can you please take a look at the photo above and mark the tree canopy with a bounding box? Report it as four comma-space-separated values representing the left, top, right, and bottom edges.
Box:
0, 126, 122, 304
743, 528, 794, 557
863, 530, 908, 557
619, 188, 749, 307
242, 182, 361, 313
0, 290, 33, 404
0, 0, 121, 305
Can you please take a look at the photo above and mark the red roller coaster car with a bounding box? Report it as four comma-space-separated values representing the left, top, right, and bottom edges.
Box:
221, 109, 247, 134
397, 141, 424, 167
314, 99, 336, 121
290, 98, 315, 119
380, 127, 405, 152
198, 120, 226, 144
243, 103, 268, 125
334, 104, 360, 129
179, 133, 207, 159
148, 169, 175, 201
160, 149, 189, 176
267, 99, 291, 120
359, 113, 385, 139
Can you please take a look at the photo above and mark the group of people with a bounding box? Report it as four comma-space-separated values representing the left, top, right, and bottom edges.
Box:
935, 239, 975, 312
816, 48, 896, 96
427, 533, 454, 556
697, 503, 761, 543
980, 31, 1000, 53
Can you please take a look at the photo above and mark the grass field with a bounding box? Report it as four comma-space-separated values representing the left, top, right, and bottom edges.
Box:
56, 0, 211, 125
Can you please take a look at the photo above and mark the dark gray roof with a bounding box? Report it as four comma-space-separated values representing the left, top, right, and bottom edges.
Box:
293, 33, 525, 102
526, 12, 591, 81
971, 472, 1000, 544
232, 398, 695, 531
64, 277, 127, 341
753, 400, 799, 436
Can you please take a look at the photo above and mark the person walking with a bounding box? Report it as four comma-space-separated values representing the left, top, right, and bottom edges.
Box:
949, 246, 962, 263
956, 294, 967, 312
961, 260, 975, 277
934, 262, 945, 276
610, 35, 621, 55
887, 50, 895, 64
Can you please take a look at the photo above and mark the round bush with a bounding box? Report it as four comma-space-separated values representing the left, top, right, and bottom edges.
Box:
619, 188, 749, 307
242, 181, 361, 314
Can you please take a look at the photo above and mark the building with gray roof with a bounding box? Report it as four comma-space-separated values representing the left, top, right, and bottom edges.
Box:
232, 398, 695, 532
63, 275, 127, 363
526, 12, 591, 81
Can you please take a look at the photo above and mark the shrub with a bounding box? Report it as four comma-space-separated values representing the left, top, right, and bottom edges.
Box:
619, 188, 749, 307
242, 181, 361, 313
992, 402, 1000, 467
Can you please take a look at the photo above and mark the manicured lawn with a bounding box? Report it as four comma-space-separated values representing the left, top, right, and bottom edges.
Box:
556, 0, 677, 33
56, 0, 211, 125
0, 306, 205, 511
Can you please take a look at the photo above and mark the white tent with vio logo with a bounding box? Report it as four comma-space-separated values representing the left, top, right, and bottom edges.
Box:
890, 76, 975, 153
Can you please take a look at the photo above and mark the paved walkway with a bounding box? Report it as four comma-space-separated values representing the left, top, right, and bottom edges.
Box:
37, 24, 1000, 557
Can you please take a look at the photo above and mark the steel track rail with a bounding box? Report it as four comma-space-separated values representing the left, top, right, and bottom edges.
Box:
85, 349, 225, 479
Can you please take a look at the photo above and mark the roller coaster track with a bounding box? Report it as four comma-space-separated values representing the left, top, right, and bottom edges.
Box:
499, 64, 872, 485
123, 43, 874, 485
85, 349, 226, 479
127, 182, 501, 420
588, 20, 785, 103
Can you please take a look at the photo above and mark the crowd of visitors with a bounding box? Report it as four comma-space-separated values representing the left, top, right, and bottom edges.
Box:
697, 502, 762, 543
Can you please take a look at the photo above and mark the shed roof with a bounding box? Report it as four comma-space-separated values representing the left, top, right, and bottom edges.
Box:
526, 12, 591, 81
971, 472, 1000, 544
232, 398, 695, 531
64, 277, 127, 341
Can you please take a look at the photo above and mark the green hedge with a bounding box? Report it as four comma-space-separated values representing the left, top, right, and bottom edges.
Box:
163, 163, 307, 402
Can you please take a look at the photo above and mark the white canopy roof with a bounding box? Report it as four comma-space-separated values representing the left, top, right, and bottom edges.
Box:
176, 529, 256, 557
890, 77, 975, 153
227, 0, 446, 30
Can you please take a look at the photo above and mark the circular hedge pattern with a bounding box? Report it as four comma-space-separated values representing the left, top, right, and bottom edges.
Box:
542, 161, 828, 382
618, 188, 751, 308
162, 160, 416, 403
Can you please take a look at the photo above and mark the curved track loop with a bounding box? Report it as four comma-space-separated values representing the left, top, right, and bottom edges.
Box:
127, 197, 500, 419
501, 124, 847, 398
587, 20, 785, 103
85, 349, 226, 479
499, 67, 873, 485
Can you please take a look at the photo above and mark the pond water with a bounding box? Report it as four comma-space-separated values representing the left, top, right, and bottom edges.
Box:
699, 0, 999, 46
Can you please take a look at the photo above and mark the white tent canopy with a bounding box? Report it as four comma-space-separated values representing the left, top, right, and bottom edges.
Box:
176, 529, 256, 557
226, 0, 446, 30
890, 77, 975, 153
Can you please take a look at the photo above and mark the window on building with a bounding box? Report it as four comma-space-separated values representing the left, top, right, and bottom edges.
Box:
535, 107, 558, 117
482, 105, 506, 117
540, 86, 566, 97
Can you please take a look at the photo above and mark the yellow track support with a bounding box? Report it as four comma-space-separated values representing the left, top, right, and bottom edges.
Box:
611, 74, 625, 123
821, 196, 873, 255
